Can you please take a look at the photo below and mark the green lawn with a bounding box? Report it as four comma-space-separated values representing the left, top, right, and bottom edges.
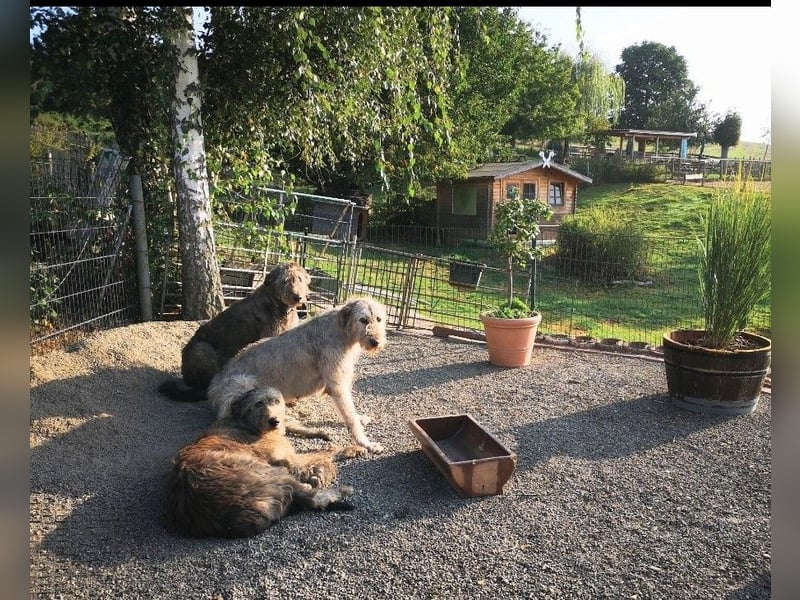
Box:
536, 182, 771, 343
365, 181, 769, 345
212, 180, 771, 346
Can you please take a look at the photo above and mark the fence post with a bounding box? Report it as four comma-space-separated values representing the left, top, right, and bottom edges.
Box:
131, 174, 153, 321
398, 254, 421, 329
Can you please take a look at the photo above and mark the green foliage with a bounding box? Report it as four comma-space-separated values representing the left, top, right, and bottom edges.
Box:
501, 35, 580, 143
31, 7, 180, 306
614, 41, 701, 132
487, 297, 535, 319
30, 112, 115, 160
201, 7, 458, 200
486, 187, 552, 312
570, 156, 668, 184
572, 51, 625, 137
447, 8, 579, 168
554, 208, 650, 283
372, 192, 436, 227
29, 263, 61, 329
697, 175, 770, 348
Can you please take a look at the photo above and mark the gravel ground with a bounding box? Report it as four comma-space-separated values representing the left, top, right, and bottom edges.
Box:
30, 321, 771, 599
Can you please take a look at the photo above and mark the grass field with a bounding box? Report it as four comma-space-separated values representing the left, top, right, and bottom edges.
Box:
702, 140, 770, 161
363, 181, 769, 345
537, 182, 768, 341
212, 179, 771, 347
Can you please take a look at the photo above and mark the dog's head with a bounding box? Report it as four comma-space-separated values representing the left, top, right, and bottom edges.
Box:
229, 386, 287, 435
338, 297, 387, 354
262, 262, 311, 310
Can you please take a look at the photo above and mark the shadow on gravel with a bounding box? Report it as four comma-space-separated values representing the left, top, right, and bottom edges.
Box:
724, 571, 771, 599
509, 393, 738, 469
358, 359, 497, 395
31, 366, 219, 567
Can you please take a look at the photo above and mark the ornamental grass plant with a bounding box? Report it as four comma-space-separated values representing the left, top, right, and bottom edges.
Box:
697, 174, 770, 349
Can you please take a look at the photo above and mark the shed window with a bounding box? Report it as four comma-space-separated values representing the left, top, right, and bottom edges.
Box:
452, 185, 477, 216
548, 183, 564, 206
506, 183, 520, 199
523, 183, 536, 200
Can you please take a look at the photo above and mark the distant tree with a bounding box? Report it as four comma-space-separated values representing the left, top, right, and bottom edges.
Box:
567, 9, 625, 155
446, 7, 534, 165
615, 41, 701, 151
690, 102, 717, 158
501, 25, 579, 148
571, 51, 625, 152
712, 110, 742, 159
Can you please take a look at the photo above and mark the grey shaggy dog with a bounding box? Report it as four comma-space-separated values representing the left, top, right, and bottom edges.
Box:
161, 386, 365, 539
158, 262, 311, 402
207, 297, 388, 453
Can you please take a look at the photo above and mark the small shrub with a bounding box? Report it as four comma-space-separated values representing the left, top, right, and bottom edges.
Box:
553, 207, 650, 283
491, 297, 533, 319
30, 262, 61, 329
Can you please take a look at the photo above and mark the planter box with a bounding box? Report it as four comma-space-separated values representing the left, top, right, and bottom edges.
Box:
448, 261, 485, 290
408, 414, 517, 497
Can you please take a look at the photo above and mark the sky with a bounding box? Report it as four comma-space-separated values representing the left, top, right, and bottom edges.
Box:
516, 6, 772, 143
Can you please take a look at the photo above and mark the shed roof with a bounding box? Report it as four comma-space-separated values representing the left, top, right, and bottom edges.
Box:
465, 160, 593, 184
605, 128, 698, 140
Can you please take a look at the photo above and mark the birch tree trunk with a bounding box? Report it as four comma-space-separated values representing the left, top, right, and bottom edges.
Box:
169, 6, 224, 319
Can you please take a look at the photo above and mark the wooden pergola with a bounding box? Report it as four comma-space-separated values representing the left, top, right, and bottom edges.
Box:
605, 128, 698, 159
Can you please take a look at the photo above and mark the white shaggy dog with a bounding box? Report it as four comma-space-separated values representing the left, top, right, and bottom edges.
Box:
207, 297, 388, 453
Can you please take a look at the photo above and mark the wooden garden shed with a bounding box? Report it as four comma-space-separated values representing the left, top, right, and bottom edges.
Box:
435, 159, 593, 241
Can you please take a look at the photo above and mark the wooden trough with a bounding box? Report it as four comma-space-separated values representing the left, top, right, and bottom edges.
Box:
408, 413, 517, 497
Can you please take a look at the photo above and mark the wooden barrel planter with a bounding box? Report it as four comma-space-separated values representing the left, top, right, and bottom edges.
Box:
662, 330, 771, 416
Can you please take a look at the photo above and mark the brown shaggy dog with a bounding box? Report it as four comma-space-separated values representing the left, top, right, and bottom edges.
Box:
161, 386, 366, 538
158, 262, 311, 402
207, 297, 388, 453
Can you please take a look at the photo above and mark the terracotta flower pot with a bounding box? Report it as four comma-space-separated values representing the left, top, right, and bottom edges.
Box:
662, 329, 771, 415
480, 312, 542, 368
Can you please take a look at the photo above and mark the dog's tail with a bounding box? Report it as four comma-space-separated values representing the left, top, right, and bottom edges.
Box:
157, 378, 206, 403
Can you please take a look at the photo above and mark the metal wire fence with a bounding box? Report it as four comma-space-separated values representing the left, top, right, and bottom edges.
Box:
31, 174, 770, 353
30, 151, 138, 348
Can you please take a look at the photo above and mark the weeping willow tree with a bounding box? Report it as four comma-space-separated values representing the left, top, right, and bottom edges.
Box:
570, 7, 625, 153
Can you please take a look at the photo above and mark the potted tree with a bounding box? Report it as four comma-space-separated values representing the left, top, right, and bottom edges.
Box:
663, 175, 771, 415
480, 188, 553, 367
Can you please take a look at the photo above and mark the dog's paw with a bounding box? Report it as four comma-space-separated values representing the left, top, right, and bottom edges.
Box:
361, 440, 384, 454
308, 464, 335, 488
335, 445, 369, 460
313, 428, 333, 441
337, 484, 355, 498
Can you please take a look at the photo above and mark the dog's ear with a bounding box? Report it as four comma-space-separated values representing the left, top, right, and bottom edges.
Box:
263, 265, 285, 287
338, 302, 353, 328
229, 391, 251, 421
230, 389, 263, 430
